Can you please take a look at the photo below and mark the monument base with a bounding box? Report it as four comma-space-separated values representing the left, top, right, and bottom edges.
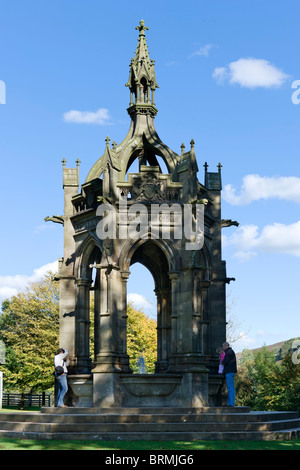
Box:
66, 375, 93, 407
92, 369, 209, 408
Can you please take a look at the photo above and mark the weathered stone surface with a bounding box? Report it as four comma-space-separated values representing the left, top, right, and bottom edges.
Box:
0, 408, 299, 441
52, 21, 234, 408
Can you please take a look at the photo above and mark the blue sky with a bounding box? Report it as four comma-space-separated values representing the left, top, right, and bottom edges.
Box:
0, 0, 300, 352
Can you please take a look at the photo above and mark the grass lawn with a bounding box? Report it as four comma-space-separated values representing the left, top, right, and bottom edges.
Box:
0, 438, 299, 450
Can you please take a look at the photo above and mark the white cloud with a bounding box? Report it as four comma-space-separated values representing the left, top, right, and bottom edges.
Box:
223, 174, 300, 205
63, 108, 111, 125
127, 293, 153, 311
223, 221, 300, 260
190, 44, 214, 58
212, 66, 227, 84
213, 58, 289, 88
0, 261, 58, 304
256, 221, 300, 256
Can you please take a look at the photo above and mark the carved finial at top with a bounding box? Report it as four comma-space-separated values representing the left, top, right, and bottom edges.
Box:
135, 19, 149, 36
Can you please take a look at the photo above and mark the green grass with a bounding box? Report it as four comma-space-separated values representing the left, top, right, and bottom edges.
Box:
0, 438, 299, 450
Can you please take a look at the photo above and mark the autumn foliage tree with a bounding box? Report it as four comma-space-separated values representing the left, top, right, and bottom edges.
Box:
89, 296, 157, 372
0, 274, 158, 393
126, 302, 157, 373
0, 274, 59, 393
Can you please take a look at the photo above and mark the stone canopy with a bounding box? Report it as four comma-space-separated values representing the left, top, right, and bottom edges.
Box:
47, 20, 236, 407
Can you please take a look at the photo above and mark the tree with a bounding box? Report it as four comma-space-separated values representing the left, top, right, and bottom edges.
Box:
0, 277, 158, 392
88, 297, 158, 372
126, 303, 157, 373
235, 347, 300, 411
225, 290, 249, 346
0, 273, 59, 393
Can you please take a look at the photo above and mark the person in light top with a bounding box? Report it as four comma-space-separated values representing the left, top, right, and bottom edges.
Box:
54, 348, 69, 407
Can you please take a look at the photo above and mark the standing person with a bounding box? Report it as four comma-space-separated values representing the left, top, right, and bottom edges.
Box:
222, 342, 237, 407
54, 348, 69, 407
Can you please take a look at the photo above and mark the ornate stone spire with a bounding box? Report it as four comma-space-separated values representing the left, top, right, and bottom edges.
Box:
86, 21, 179, 184
125, 20, 159, 116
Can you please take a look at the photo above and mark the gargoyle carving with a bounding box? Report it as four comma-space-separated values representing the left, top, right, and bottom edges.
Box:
190, 198, 209, 205
221, 219, 239, 228
44, 215, 65, 225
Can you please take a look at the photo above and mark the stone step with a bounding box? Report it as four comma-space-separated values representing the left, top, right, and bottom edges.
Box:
41, 406, 251, 415
0, 407, 298, 440
0, 418, 299, 433
1, 416, 300, 433
0, 410, 298, 424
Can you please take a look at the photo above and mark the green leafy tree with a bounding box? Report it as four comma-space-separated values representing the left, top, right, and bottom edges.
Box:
0, 277, 158, 392
127, 303, 157, 373
236, 346, 300, 411
0, 273, 59, 393
89, 299, 157, 372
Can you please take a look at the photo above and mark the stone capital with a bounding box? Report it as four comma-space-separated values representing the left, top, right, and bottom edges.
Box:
120, 270, 130, 281
168, 271, 180, 283
76, 278, 92, 288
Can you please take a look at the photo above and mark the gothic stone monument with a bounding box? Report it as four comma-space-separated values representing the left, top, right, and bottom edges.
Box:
48, 20, 236, 407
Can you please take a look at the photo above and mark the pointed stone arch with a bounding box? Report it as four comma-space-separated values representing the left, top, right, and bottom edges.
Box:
192, 241, 212, 281
75, 232, 102, 280
73, 234, 103, 373
119, 234, 181, 373
119, 232, 180, 275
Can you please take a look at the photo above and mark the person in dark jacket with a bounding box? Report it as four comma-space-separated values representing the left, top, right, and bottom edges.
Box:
222, 342, 237, 406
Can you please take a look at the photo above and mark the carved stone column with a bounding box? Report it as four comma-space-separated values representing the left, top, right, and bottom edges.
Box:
94, 267, 115, 371
93, 269, 101, 360
93, 265, 127, 407
119, 270, 131, 373
192, 271, 202, 353
167, 271, 180, 373
155, 287, 170, 373
200, 280, 211, 356
75, 278, 92, 373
